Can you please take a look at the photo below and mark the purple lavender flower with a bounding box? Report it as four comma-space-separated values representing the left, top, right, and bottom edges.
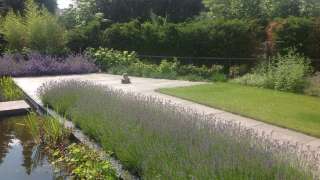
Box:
0, 52, 98, 77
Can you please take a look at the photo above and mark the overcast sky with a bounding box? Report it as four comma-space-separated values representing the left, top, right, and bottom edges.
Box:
57, 0, 73, 9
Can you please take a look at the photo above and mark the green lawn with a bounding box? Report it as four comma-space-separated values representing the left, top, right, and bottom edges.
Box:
159, 83, 320, 137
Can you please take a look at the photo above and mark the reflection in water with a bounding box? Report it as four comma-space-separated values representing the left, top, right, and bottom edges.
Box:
0, 115, 65, 180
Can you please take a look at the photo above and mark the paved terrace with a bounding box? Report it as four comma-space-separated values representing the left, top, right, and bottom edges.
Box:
14, 73, 320, 152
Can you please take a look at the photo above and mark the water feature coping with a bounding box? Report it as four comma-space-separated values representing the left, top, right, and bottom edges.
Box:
0, 100, 31, 117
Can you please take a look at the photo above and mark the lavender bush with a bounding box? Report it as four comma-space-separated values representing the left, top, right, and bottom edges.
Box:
0, 53, 98, 77
39, 80, 320, 179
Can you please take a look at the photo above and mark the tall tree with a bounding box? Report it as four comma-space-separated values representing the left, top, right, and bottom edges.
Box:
203, 0, 320, 19
203, 0, 267, 19
35, 0, 57, 13
272, 0, 302, 17
96, 0, 203, 22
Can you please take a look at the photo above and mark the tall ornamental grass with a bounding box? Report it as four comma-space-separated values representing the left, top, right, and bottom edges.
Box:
0, 76, 24, 101
1, 0, 67, 54
39, 80, 320, 179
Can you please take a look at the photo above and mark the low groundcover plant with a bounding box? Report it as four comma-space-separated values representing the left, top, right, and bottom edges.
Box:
39, 80, 320, 179
26, 112, 117, 180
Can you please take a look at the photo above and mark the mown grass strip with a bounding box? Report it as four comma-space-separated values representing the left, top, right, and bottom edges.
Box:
159, 82, 320, 137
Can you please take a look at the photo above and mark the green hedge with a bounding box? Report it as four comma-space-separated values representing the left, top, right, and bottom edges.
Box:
274, 17, 320, 58
102, 19, 263, 59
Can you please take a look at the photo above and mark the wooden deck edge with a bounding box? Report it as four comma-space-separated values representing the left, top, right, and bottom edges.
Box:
0, 100, 31, 117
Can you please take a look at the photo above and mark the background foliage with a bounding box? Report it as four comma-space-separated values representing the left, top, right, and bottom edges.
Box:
1, 0, 66, 54
102, 19, 262, 58
274, 17, 320, 58
0, 0, 57, 15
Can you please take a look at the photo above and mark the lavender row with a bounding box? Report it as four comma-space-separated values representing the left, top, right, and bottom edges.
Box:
39, 80, 320, 179
0, 53, 98, 77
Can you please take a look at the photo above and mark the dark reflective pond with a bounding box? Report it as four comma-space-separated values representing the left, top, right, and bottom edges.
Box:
0, 115, 63, 180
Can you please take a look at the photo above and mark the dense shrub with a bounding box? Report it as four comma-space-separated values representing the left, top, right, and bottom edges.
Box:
66, 20, 104, 52
233, 51, 312, 92
1, 0, 67, 54
87, 48, 227, 81
0, 53, 98, 77
272, 51, 312, 92
0, 11, 26, 51
127, 61, 158, 77
87, 48, 139, 72
39, 80, 319, 179
102, 19, 262, 60
304, 72, 320, 97
274, 17, 320, 58
232, 73, 270, 88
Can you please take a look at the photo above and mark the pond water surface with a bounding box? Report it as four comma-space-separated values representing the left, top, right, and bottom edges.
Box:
0, 115, 64, 180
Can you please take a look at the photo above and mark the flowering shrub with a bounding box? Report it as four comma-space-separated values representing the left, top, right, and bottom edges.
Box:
39, 80, 319, 179
0, 53, 98, 77
233, 50, 312, 93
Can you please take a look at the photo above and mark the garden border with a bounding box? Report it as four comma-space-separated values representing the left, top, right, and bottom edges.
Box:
18, 83, 138, 180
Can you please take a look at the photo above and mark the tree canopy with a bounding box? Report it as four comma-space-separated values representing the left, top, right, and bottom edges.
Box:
203, 0, 320, 19
0, 0, 57, 15
96, 0, 204, 23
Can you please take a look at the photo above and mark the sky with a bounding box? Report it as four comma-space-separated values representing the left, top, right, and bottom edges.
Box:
57, 0, 74, 9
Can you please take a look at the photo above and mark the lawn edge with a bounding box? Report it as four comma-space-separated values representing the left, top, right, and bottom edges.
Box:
157, 88, 320, 138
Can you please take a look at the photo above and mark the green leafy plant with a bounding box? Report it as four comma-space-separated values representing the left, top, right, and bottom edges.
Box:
304, 72, 320, 96
52, 143, 117, 180
0, 76, 24, 101
233, 50, 312, 93
272, 50, 312, 92
26, 112, 117, 179
157, 59, 178, 79
88, 47, 229, 81
274, 17, 319, 58
0, 11, 26, 51
87, 48, 139, 72
128, 61, 158, 77
26, 112, 42, 143
1, 0, 67, 54
26, 112, 71, 146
